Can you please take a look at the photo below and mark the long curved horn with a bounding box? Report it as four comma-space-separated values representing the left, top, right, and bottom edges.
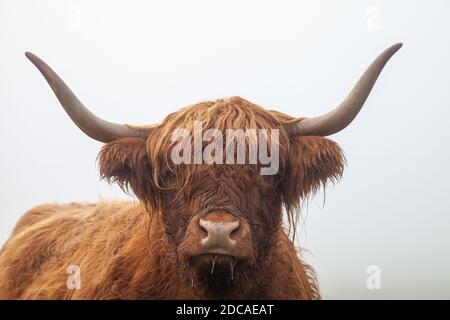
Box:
25, 52, 152, 143
286, 43, 402, 137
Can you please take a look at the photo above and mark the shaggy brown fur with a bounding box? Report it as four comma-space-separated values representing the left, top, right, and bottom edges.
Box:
0, 97, 344, 299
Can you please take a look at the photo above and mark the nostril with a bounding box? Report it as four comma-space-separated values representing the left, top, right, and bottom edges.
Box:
229, 225, 240, 240
198, 220, 209, 239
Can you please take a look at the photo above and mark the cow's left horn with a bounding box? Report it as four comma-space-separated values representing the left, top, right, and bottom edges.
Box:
285, 43, 402, 137
25, 52, 152, 143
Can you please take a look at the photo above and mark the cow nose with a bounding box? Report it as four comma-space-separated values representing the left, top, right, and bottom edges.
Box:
198, 217, 240, 255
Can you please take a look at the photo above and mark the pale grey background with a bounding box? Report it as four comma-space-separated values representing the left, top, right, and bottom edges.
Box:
1, 0, 449, 299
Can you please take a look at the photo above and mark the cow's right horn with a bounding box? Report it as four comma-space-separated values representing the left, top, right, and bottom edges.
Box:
26, 52, 152, 143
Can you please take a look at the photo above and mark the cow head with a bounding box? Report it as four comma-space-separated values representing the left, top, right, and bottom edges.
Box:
25, 43, 401, 296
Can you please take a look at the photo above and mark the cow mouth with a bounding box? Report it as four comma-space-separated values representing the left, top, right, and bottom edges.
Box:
190, 253, 239, 277
196, 247, 236, 256
192, 253, 237, 264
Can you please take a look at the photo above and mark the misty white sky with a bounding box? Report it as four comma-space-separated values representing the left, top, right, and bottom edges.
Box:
1, 0, 449, 299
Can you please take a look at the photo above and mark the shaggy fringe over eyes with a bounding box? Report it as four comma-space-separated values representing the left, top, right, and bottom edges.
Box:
146, 97, 292, 190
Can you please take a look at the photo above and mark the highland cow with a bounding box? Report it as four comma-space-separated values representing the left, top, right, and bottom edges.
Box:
0, 43, 402, 299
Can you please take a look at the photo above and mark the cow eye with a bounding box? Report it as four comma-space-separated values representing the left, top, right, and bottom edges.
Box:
181, 214, 190, 224
166, 171, 176, 178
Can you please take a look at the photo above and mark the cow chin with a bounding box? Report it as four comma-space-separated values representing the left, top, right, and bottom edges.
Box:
187, 252, 255, 295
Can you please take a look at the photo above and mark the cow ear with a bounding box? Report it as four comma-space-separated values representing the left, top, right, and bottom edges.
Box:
279, 136, 345, 212
98, 137, 157, 206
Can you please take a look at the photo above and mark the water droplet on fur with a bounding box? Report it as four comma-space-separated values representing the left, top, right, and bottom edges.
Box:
230, 259, 237, 281
210, 256, 217, 275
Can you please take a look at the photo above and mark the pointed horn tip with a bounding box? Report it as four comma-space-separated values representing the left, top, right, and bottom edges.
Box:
390, 42, 403, 54
25, 52, 42, 66
25, 51, 35, 60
